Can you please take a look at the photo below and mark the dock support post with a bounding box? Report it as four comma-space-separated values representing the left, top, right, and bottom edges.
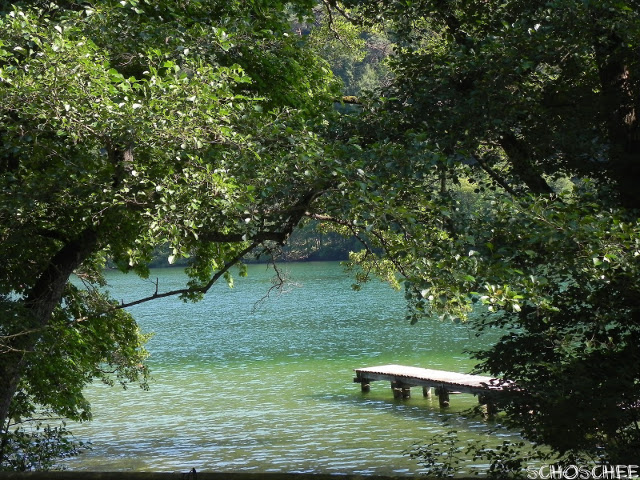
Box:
391, 381, 403, 399
354, 375, 371, 393
402, 386, 411, 399
391, 381, 412, 398
435, 386, 450, 407
422, 386, 432, 398
478, 394, 498, 416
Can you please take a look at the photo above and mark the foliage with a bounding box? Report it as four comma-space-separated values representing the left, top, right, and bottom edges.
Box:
405, 425, 606, 479
300, 2, 393, 96
2, 0, 639, 471
321, 0, 640, 469
279, 219, 363, 261
406, 430, 470, 478
0, 0, 338, 469
0, 421, 89, 472
405, 428, 551, 478
468, 196, 640, 462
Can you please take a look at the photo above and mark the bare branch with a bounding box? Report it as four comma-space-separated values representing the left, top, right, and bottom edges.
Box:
308, 212, 352, 225
198, 230, 288, 243
323, 0, 356, 23
201, 189, 325, 244
252, 247, 300, 312
0, 329, 44, 354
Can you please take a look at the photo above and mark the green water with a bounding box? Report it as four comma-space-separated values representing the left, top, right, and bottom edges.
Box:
63, 261, 508, 475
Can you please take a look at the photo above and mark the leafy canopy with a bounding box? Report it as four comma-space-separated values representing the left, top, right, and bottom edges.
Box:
1, 0, 339, 469
321, 0, 640, 466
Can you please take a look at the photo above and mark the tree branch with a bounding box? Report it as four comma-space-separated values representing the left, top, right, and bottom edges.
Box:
115, 241, 259, 309
323, 0, 356, 23
473, 155, 519, 197
200, 189, 325, 245
338, 95, 361, 105
198, 230, 288, 243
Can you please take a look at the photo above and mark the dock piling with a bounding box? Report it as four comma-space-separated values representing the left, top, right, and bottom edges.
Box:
435, 386, 450, 407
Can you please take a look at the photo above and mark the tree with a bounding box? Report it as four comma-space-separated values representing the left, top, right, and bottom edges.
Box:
4, 0, 639, 470
320, 0, 640, 466
0, 0, 339, 468
301, 2, 393, 97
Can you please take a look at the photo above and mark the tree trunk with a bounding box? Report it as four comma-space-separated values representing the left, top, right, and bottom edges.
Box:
499, 133, 555, 195
595, 35, 640, 210
0, 228, 98, 430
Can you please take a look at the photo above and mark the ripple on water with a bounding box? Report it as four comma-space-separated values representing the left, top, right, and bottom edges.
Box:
65, 263, 514, 474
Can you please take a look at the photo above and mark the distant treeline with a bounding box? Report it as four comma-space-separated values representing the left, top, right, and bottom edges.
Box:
145, 221, 361, 268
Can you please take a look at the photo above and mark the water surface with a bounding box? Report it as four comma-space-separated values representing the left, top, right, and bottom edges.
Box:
64, 262, 505, 474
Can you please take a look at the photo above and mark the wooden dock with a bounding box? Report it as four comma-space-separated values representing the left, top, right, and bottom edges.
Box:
354, 364, 508, 413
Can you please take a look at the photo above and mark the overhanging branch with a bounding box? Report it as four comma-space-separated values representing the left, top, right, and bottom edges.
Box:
198, 231, 288, 243
117, 189, 325, 308
115, 241, 259, 309
200, 189, 325, 245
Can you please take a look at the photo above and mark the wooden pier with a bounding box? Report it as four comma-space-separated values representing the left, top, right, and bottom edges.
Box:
354, 364, 508, 413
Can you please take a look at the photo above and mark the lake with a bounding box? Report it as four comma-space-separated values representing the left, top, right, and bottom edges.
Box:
62, 261, 511, 475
